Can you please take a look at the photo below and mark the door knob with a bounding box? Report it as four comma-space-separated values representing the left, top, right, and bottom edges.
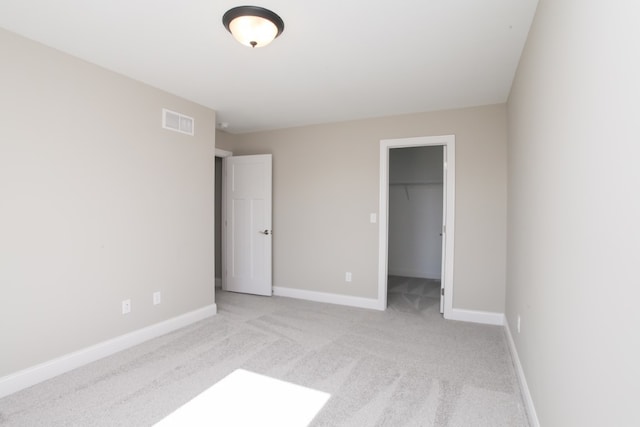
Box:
260, 229, 271, 235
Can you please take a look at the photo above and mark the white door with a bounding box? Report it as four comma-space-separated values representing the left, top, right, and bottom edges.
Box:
222, 155, 272, 296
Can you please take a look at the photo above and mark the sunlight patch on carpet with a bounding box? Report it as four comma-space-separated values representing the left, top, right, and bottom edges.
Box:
154, 369, 331, 426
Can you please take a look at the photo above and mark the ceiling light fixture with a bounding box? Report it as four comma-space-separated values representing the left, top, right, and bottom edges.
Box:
222, 6, 285, 48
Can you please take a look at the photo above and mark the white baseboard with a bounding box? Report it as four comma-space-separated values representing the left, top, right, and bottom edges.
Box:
272, 287, 505, 321
0, 303, 217, 399
273, 286, 382, 311
504, 320, 540, 427
446, 308, 505, 325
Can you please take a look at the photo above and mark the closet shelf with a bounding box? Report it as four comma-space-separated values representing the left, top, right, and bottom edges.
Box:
390, 181, 443, 200
389, 181, 443, 185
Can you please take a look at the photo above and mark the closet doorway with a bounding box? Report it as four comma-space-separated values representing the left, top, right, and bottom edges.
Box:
388, 145, 443, 313
214, 148, 232, 291
378, 135, 455, 318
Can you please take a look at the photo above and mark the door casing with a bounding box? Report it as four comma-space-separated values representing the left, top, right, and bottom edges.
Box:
215, 148, 232, 291
378, 135, 455, 318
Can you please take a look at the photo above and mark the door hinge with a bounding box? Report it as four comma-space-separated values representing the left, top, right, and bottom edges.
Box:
441, 288, 444, 296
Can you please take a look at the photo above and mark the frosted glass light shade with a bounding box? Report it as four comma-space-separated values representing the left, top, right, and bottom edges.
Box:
223, 6, 285, 48
229, 15, 278, 48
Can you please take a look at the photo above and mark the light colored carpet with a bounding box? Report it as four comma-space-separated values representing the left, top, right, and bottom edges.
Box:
0, 276, 528, 426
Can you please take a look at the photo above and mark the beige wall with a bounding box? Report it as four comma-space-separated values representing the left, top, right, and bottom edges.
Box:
506, 1, 640, 425
0, 29, 217, 377
215, 130, 237, 152
229, 105, 508, 312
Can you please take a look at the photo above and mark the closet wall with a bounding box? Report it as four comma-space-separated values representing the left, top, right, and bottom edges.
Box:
388, 146, 443, 279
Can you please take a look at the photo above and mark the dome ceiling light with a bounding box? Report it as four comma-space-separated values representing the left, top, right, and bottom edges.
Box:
222, 6, 285, 48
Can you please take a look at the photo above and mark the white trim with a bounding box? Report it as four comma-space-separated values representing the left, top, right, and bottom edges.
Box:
215, 148, 233, 158
0, 304, 217, 399
378, 135, 455, 315
504, 320, 540, 427
214, 148, 232, 291
273, 286, 383, 311
447, 308, 505, 326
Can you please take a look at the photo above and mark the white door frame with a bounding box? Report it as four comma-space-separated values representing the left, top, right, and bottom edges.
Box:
215, 148, 232, 291
378, 135, 455, 318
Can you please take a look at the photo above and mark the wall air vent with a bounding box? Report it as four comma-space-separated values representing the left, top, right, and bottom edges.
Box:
162, 108, 194, 136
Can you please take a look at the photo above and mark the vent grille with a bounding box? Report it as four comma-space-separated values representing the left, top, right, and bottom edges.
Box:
162, 108, 194, 136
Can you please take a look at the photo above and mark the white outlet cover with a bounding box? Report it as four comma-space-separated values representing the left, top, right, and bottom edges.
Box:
122, 299, 131, 314
153, 291, 161, 305
345, 272, 352, 282
370, 213, 377, 223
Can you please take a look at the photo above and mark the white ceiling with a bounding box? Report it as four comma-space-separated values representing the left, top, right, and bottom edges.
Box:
0, 0, 538, 133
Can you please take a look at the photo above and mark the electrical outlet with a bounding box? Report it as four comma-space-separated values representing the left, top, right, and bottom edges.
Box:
122, 299, 131, 314
517, 315, 521, 334
153, 291, 161, 305
345, 272, 352, 282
